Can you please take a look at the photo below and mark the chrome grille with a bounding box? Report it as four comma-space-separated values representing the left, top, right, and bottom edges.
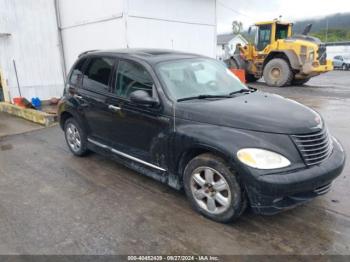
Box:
291, 128, 333, 166
314, 182, 332, 195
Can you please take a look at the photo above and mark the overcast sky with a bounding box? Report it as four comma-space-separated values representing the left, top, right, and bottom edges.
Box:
217, 0, 350, 33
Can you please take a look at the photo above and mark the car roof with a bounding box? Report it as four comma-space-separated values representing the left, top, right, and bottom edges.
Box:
79, 48, 204, 65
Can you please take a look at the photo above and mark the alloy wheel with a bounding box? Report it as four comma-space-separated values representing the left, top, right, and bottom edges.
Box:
190, 167, 231, 214
66, 123, 81, 153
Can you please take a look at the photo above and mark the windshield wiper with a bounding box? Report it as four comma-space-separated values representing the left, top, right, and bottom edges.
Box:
229, 87, 257, 96
177, 94, 231, 102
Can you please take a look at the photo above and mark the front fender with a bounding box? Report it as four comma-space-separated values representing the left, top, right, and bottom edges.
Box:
266, 50, 302, 70
172, 119, 304, 182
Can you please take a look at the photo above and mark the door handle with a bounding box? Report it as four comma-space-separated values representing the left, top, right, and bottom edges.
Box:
108, 105, 121, 112
74, 95, 83, 99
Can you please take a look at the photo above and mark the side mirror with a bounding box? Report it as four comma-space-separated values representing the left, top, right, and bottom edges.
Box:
129, 90, 159, 107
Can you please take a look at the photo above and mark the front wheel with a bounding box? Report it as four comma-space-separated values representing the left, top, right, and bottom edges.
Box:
263, 58, 293, 87
183, 153, 246, 223
342, 64, 347, 71
246, 73, 259, 83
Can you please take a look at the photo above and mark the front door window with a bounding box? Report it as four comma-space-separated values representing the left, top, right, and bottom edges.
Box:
257, 25, 272, 51
114, 60, 154, 99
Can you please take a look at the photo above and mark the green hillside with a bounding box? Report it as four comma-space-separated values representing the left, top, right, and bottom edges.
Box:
240, 13, 350, 43
293, 13, 350, 42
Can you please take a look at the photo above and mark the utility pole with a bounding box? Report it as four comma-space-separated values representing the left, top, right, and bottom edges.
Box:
325, 19, 329, 43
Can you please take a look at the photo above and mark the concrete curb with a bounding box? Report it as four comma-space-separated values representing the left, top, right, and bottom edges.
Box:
0, 102, 57, 127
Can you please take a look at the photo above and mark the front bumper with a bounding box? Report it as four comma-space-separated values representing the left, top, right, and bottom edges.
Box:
301, 59, 333, 76
245, 138, 345, 215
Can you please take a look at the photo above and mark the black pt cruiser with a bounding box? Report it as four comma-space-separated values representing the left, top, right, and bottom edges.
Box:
58, 49, 345, 223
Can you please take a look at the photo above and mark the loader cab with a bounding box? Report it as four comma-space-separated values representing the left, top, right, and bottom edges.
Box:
253, 21, 292, 51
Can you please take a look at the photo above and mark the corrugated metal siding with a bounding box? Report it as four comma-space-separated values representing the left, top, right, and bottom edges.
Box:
59, 0, 217, 71
61, 18, 126, 70
126, 0, 216, 57
0, 0, 64, 100
0, 0, 217, 100
127, 17, 216, 57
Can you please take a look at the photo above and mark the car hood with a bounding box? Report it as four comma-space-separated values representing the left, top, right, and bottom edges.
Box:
175, 92, 322, 134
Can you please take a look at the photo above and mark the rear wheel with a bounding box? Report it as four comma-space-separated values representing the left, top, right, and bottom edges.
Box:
64, 118, 88, 156
183, 153, 246, 223
263, 58, 293, 87
342, 64, 347, 71
292, 78, 310, 86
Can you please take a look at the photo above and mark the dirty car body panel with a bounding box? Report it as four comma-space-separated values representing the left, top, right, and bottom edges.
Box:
58, 49, 345, 216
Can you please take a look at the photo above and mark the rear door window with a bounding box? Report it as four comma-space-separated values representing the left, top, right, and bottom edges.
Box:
83, 57, 115, 92
114, 60, 154, 99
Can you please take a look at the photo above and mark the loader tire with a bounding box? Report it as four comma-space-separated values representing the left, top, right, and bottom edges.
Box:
292, 78, 310, 86
263, 58, 293, 87
246, 74, 259, 83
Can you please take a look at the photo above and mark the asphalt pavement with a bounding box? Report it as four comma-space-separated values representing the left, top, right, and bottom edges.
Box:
0, 71, 349, 255
0, 112, 43, 138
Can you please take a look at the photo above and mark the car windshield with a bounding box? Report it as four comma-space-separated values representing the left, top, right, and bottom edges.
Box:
156, 58, 247, 101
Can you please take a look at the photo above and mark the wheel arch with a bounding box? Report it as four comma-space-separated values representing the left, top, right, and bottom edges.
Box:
264, 50, 301, 70
59, 111, 73, 129
177, 144, 235, 181
59, 109, 88, 134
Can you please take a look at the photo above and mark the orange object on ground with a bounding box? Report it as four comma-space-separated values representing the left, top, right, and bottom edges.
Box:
229, 68, 246, 83
13, 97, 25, 107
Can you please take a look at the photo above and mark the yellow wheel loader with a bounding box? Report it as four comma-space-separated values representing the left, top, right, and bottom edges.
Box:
226, 20, 333, 87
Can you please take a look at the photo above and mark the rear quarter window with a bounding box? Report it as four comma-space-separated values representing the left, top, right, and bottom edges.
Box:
69, 57, 87, 86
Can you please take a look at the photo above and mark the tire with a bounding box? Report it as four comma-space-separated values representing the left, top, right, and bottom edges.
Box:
291, 78, 310, 86
246, 73, 259, 83
183, 153, 247, 223
342, 64, 347, 71
263, 58, 293, 87
64, 118, 88, 156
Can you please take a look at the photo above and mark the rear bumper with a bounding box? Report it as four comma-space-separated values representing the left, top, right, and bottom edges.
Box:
246, 137, 345, 215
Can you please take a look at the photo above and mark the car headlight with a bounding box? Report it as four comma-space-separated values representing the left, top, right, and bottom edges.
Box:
237, 148, 291, 169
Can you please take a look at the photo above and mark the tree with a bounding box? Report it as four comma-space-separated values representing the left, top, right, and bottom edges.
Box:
232, 20, 243, 34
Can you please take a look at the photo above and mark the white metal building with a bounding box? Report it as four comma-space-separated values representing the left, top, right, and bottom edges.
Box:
0, 0, 217, 101
0, 0, 64, 102
58, 0, 217, 70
